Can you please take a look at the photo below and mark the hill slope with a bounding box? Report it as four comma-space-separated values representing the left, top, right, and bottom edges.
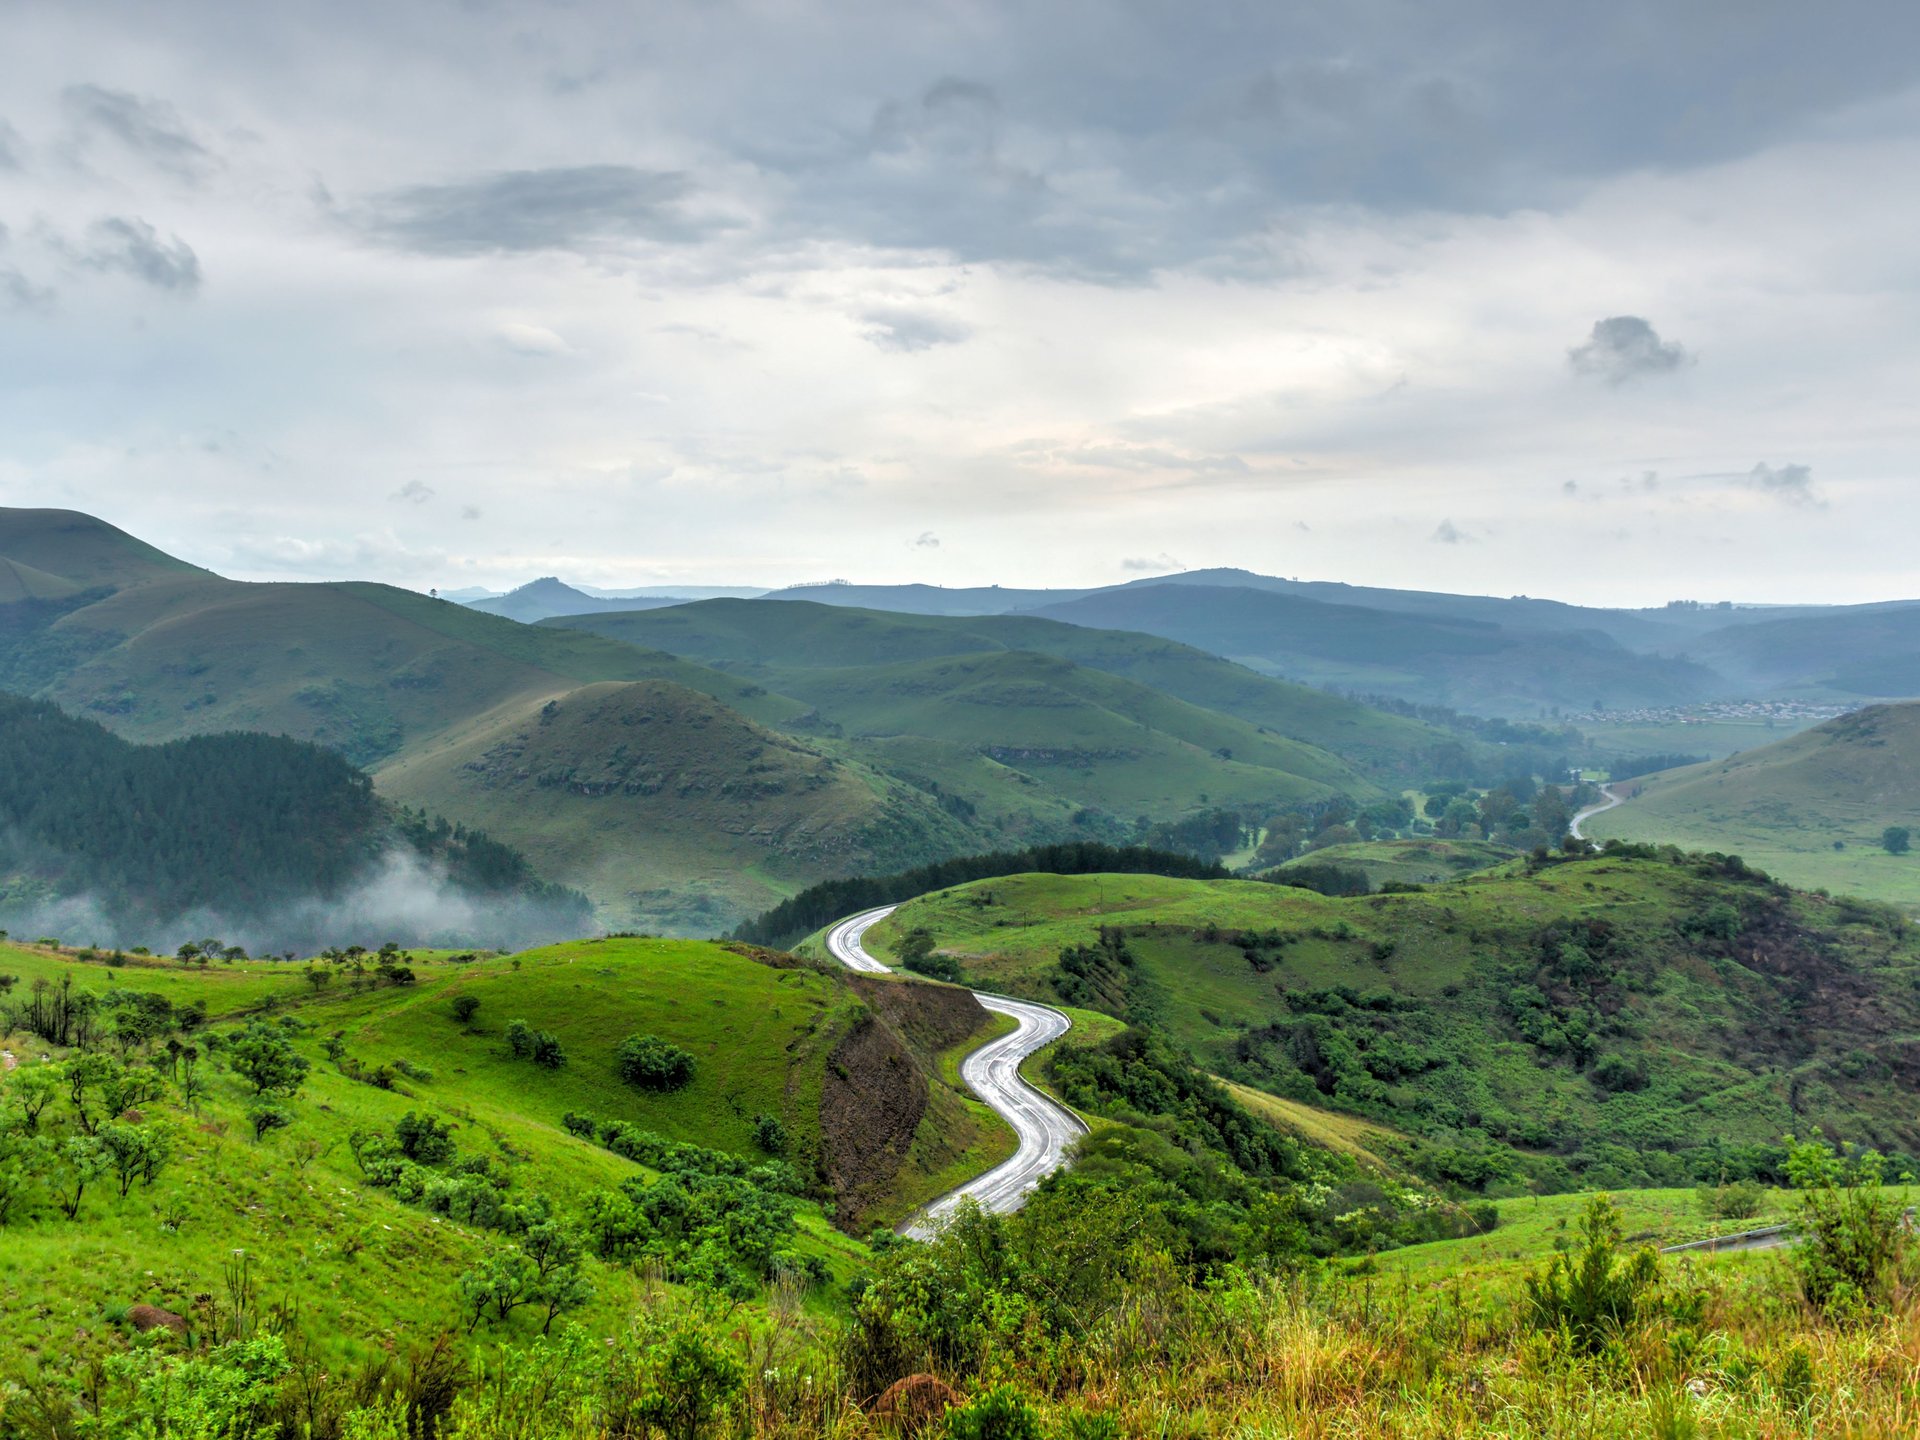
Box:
544, 598, 1453, 777
376, 680, 988, 932
1022, 583, 1724, 715
865, 855, 1920, 1191
1584, 703, 1920, 905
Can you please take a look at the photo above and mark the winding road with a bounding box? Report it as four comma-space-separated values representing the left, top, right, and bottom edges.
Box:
1570, 782, 1624, 840
824, 905, 1087, 1235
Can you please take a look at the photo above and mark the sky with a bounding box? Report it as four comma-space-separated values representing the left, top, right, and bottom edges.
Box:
2, 0, 1918, 606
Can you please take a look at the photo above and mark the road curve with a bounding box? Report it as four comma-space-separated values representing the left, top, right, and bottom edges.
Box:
824, 904, 1087, 1236
1570, 782, 1624, 840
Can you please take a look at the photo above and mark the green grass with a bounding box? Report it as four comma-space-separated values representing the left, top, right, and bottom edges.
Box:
1267, 837, 1519, 888
1584, 703, 1920, 907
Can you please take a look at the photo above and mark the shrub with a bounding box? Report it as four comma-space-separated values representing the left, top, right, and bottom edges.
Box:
618, 1035, 695, 1093
530, 1031, 566, 1070
1523, 1195, 1661, 1353
752, 1113, 788, 1155
248, 1105, 294, 1142
633, 1323, 746, 1440
505, 1019, 535, 1057
1696, 1178, 1766, 1222
450, 995, 480, 1025
395, 1111, 458, 1165
1786, 1136, 1911, 1315
944, 1384, 1044, 1440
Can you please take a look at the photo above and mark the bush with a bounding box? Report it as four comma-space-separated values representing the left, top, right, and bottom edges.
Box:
450, 995, 480, 1025
395, 1111, 458, 1165
1696, 1178, 1766, 1222
618, 1034, 695, 1092
1786, 1136, 1911, 1315
1523, 1195, 1661, 1354
752, 1113, 788, 1155
530, 1031, 566, 1070
944, 1384, 1044, 1440
505, 1019, 534, 1057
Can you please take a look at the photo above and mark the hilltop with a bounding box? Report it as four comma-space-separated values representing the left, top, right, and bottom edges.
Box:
1584, 702, 1920, 905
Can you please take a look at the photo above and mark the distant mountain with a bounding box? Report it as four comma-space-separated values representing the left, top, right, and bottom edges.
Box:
1020, 583, 1721, 715
1678, 606, 1920, 697
464, 577, 697, 623
763, 581, 1091, 615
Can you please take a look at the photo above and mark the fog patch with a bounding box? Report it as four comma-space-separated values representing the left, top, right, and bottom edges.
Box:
0, 847, 597, 958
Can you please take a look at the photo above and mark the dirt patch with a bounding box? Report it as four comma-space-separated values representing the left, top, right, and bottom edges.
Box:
818, 979, 990, 1230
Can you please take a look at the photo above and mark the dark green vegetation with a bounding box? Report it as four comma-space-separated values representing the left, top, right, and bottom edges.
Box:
871, 853, 1920, 1194
1588, 703, 1920, 909
0, 693, 587, 950
731, 841, 1227, 947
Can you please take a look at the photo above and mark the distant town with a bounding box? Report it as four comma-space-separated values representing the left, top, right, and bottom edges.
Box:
1566, 700, 1861, 727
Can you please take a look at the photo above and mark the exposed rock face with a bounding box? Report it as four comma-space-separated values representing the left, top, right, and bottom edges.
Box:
818, 977, 989, 1228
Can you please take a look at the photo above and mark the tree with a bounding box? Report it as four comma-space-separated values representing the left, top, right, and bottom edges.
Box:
505, 1019, 535, 1058
530, 1031, 566, 1070
100, 1121, 169, 1197
12, 1067, 59, 1132
0, 1128, 44, 1225
617, 1035, 695, 1092
302, 965, 333, 993
50, 1134, 109, 1220
227, 1022, 309, 1097
394, 1111, 457, 1164
1523, 1195, 1660, 1354
450, 995, 481, 1025
248, 1105, 294, 1143
1786, 1136, 1910, 1315
458, 1249, 537, 1332
1882, 826, 1911, 856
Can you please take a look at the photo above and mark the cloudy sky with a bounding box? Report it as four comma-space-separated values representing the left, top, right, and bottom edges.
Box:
2, 0, 1918, 605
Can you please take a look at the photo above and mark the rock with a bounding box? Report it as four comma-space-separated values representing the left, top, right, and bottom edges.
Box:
874, 1374, 958, 1436
127, 1303, 188, 1337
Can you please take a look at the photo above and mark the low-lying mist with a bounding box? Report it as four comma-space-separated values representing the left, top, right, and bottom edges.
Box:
0, 847, 600, 958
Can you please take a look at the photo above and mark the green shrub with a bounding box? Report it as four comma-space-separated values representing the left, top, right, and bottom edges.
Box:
1695, 1178, 1766, 1222
944, 1384, 1043, 1440
1523, 1194, 1661, 1353
450, 995, 480, 1025
1786, 1136, 1911, 1315
394, 1111, 458, 1165
617, 1035, 695, 1092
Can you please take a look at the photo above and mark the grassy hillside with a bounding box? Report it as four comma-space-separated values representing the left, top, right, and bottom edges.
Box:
0, 930, 1013, 1377
376, 680, 987, 933
1680, 604, 1920, 697
546, 598, 1454, 777
864, 854, 1920, 1191
1265, 837, 1519, 890
1585, 703, 1920, 906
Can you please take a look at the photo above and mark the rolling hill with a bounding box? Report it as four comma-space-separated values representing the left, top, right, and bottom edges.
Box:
1583, 702, 1920, 905
465, 577, 705, 624
543, 598, 1454, 777
1020, 583, 1723, 715
860, 853, 1920, 1190
375, 680, 988, 932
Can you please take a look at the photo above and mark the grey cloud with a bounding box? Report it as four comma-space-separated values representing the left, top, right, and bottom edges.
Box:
1066, 444, 1249, 476
0, 118, 21, 170
1747, 462, 1823, 507
77, 217, 202, 292
1122, 553, 1183, 572
461, 505, 482, 521
913, 531, 940, 548
1569, 316, 1689, 385
361, 165, 718, 256
63, 84, 214, 180
393, 480, 435, 505
861, 306, 971, 353
1, 266, 55, 313
1431, 519, 1471, 544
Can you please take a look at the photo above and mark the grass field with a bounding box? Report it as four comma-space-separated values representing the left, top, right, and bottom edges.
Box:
1266, 837, 1519, 888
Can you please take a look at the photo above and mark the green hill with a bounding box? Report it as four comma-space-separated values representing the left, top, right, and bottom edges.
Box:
862, 853, 1920, 1191
376, 680, 988, 933
0, 931, 1004, 1371
544, 598, 1453, 777
1584, 703, 1920, 905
